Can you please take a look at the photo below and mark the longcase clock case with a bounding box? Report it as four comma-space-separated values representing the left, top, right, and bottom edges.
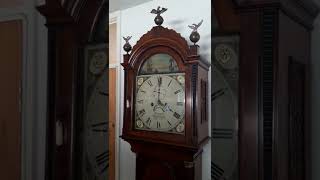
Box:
121, 15, 210, 180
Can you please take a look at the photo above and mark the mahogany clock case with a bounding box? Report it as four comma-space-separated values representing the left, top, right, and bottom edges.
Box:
121, 21, 210, 179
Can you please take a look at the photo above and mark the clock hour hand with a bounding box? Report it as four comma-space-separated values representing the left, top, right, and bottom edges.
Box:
158, 99, 164, 106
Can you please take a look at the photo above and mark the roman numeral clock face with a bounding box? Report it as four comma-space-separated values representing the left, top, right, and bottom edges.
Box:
135, 73, 185, 133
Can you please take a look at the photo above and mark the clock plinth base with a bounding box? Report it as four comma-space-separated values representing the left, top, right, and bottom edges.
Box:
125, 139, 203, 180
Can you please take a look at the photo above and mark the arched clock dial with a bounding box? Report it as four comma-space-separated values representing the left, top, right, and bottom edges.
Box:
135, 73, 185, 133
85, 72, 109, 180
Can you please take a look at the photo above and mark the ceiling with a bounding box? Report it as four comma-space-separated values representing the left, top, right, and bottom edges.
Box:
110, 0, 153, 13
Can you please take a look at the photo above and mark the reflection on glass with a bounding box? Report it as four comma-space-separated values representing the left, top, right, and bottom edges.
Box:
211, 51, 239, 180
139, 54, 179, 74
79, 44, 109, 180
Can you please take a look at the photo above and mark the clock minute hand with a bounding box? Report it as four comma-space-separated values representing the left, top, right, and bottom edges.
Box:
157, 76, 162, 102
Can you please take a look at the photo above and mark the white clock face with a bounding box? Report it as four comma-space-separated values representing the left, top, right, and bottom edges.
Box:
85, 74, 108, 180
135, 73, 185, 133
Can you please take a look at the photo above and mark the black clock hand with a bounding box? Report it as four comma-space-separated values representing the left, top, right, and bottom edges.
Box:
157, 76, 162, 102
158, 76, 162, 86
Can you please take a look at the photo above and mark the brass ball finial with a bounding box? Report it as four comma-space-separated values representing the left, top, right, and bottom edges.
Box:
151, 6, 167, 26
188, 19, 203, 45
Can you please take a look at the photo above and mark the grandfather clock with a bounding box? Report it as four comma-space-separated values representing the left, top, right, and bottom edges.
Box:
121, 7, 210, 180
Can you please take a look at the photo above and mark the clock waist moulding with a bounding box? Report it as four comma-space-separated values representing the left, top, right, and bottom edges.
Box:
121, 7, 210, 180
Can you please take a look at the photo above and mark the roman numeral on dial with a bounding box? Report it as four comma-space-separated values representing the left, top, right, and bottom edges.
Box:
96, 150, 109, 174
211, 161, 224, 180
174, 89, 182, 94
173, 112, 181, 119
146, 118, 151, 126
212, 128, 234, 139
211, 88, 227, 102
147, 80, 153, 86
177, 102, 183, 106
139, 109, 146, 117
157, 122, 161, 128
91, 122, 108, 132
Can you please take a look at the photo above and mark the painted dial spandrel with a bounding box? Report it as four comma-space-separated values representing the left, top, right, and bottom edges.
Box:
135, 73, 185, 133
139, 54, 179, 74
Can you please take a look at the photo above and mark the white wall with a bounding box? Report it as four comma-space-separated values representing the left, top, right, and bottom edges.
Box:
118, 0, 211, 179
0, 0, 48, 180
311, 2, 320, 179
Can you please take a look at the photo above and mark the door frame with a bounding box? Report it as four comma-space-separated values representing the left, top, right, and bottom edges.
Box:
109, 11, 121, 180
0, 6, 48, 180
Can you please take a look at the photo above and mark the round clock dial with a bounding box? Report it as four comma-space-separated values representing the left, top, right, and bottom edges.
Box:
135, 73, 185, 133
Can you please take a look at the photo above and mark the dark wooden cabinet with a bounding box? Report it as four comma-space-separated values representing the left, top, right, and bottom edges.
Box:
213, 0, 319, 180
37, 1, 108, 180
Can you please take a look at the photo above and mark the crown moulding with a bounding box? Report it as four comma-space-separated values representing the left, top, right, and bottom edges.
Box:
37, 0, 106, 43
